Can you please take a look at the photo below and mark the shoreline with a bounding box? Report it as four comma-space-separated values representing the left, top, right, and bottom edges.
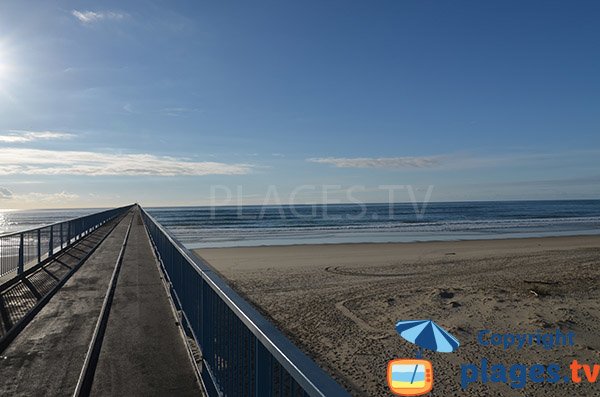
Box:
187, 229, 600, 249
196, 234, 600, 272
196, 231, 600, 248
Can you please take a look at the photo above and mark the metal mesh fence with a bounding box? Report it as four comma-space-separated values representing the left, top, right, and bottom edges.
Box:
141, 208, 349, 397
0, 205, 134, 279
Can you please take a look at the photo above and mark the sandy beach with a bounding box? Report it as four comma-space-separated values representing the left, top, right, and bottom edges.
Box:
195, 235, 600, 396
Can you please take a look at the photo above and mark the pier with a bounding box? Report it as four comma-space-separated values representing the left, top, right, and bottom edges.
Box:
0, 205, 349, 397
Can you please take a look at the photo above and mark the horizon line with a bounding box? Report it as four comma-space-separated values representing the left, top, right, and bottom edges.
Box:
2, 197, 599, 211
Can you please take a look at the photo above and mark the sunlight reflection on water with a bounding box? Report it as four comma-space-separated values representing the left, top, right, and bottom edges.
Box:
0, 212, 8, 230
0, 210, 18, 235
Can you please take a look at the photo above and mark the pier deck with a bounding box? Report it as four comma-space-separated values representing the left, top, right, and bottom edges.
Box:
0, 208, 201, 396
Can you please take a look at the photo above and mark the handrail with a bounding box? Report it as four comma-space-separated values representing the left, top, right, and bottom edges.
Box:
0, 207, 121, 239
140, 207, 351, 397
0, 204, 134, 279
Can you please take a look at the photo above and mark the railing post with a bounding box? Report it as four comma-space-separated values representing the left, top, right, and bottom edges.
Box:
60, 223, 64, 249
18, 233, 24, 275
67, 222, 71, 246
37, 229, 41, 264
49, 225, 54, 256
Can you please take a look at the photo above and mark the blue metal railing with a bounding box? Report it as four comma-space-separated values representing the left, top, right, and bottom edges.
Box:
0, 205, 134, 279
140, 207, 350, 397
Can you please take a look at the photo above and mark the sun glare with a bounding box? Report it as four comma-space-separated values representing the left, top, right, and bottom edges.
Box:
0, 61, 8, 81
0, 40, 15, 90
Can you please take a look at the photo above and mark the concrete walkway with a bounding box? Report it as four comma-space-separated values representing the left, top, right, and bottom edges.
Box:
0, 208, 201, 396
0, 217, 115, 339
90, 210, 200, 396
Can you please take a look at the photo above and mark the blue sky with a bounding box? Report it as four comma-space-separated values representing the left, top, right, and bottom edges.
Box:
0, 1, 598, 208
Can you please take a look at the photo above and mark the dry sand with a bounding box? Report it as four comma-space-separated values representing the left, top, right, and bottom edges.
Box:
195, 235, 600, 396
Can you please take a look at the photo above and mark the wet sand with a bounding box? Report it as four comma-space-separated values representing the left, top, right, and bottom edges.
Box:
195, 235, 600, 396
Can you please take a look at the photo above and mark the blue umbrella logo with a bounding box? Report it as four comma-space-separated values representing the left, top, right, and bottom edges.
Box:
395, 320, 460, 357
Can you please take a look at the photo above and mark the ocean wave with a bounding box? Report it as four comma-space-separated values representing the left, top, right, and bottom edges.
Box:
150, 201, 600, 246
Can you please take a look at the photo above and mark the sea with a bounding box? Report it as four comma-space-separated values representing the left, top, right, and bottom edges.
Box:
1, 200, 599, 248
0, 208, 103, 235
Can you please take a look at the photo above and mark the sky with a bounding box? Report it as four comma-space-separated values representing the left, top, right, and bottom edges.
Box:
0, 1, 599, 209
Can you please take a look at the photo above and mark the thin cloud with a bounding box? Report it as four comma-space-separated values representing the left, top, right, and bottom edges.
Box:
460, 174, 600, 189
72, 10, 128, 24
0, 130, 75, 143
123, 103, 135, 114
160, 107, 202, 117
0, 187, 76, 203
0, 187, 12, 199
308, 156, 441, 169
308, 150, 600, 171
18, 191, 79, 203
0, 148, 253, 176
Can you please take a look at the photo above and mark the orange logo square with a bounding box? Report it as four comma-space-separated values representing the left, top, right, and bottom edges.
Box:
387, 359, 433, 396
